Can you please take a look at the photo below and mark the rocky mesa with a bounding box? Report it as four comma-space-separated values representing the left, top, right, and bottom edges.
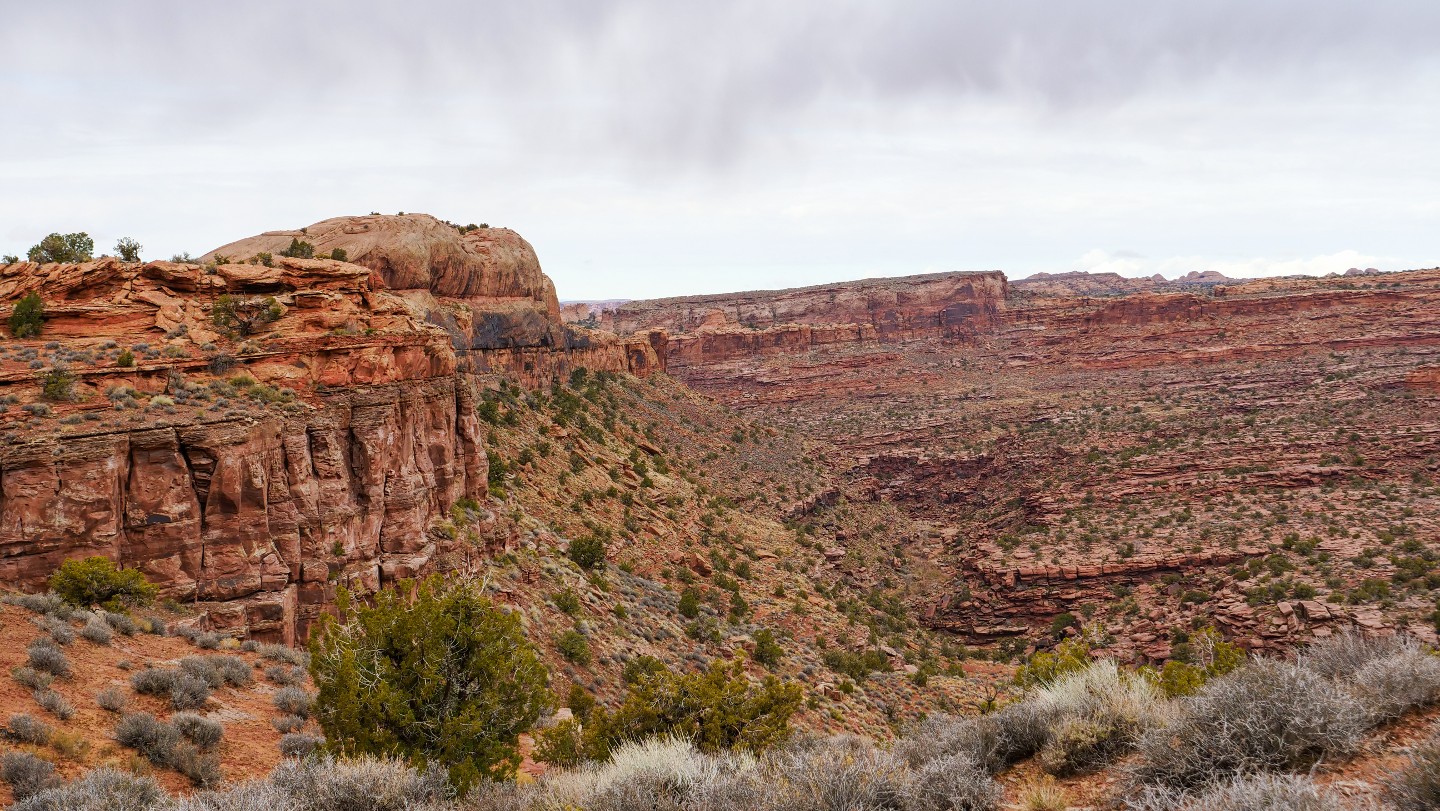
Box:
0, 215, 661, 643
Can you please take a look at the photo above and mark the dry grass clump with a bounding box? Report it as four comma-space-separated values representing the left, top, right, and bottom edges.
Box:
8, 712, 54, 745
1030, 660, 1169, 776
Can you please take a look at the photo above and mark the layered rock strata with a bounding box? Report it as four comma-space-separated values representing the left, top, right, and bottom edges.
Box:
0, 215, 660, 641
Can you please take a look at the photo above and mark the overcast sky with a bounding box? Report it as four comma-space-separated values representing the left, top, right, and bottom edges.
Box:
2, 2, 1438, 299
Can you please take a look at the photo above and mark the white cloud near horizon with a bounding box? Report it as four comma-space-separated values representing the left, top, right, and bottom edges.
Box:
0, 1, 1437, 300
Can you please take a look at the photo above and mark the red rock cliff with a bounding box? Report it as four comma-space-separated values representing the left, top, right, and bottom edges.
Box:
0, 215, 660, 641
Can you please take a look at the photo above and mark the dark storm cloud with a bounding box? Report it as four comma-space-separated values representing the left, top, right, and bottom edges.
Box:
4, 0, 1439, 168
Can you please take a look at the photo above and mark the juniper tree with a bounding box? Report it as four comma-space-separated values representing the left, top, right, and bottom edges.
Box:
308, 576, 551, 790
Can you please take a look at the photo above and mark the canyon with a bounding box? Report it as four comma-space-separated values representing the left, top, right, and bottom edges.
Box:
576, 265, 1440, 657
3, 212, 1437, 674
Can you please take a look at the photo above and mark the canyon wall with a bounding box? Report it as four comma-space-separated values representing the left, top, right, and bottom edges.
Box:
0, 215, 659, 641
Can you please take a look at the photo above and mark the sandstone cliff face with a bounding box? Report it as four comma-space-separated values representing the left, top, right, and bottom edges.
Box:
598, 271, 1008, 368
0, 216, 659, 641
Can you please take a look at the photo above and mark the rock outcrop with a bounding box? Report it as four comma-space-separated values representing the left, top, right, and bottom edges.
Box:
0, 215, 661, 641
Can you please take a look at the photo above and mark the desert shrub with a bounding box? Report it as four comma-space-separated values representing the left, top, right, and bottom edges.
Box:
280, 238, 315, 259
568, 534, 607, 570
12, 666, 53, 691
548, 656, 802, 763
116, 712, 180, 765
194, 631, 222, 649
171, 672, 213, 710
821, 648, 891, 681
1297, 629, 1406, 681
102, 611, 139, 635
0, 751, 58, 800
1387, 726, 1440, 811
279, 732, 323, 759
7, 713, 53, 745
309, 576, 551, 790
258, 643, 308, 667
770, 735, 905, 811
1031, 660, 1168, 776
211, 294, 283, 336
556, 629, 591, 664
584, 736, 761, 811
678, 587, 701, 619
96, 686, 128, 713
273, 687, 315, 718
131, 666, 179, 697
26, 232, 93, 264
567, 683, 597, 721
34, 688, 74, 720
180, 656, 225, 688
172, 741, 223, 788
1015, 636, 1092, 689
117, 348, 135, 367
901, 751, 1002, 811
752, 628, 784, 668
1127, 772, 1363, 811
172, 712, 224, 750
80, 615, 114, 645
8, 291, 45, 338
114, 237, 143, 262
266, 664, 306, 685
329, 248, 348, 262
266, 756, 452, 811
7, 767, 163, 811
27, 639, 71, 677
31, 614, 75, 644
5, 592, 66, 615
1346, 643, 1440, 723
48, 556, 157, 610
1139, 628, 1245, 698
1130, 659, 1366, 792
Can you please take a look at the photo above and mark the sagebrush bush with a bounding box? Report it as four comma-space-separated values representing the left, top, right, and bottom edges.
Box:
279, 732, 323, 759
81, 615, 114, 645
172, 673, 213, 710
103, 610, 139, 636
770, 735, 905, 811
27, 638, 71, 677
1386, 727, 1440, 811
115, 712, 181, 765
8, 712, 53, 745
266, 756, 452, 811
34, 688, 74, 720
1127, 772, 1364, 811
1130, 659, 1366, 792
179, 655, 253, 689
0, 751, 58, 800
172, 712, 225, 750
258, 643, 308, 667
131, 667, 179, 696
12, 665, 53, 691
5, 592, 66, 615
273, 687, 314, 718
8, 767, 164, 811
31, 613, 75, 644
1344, 643, 1440, 723
901, 751, 1001, 811
96, 686, 128, 713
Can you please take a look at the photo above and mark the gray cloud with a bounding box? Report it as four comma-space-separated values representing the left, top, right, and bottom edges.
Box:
1, 1, 1437, 297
